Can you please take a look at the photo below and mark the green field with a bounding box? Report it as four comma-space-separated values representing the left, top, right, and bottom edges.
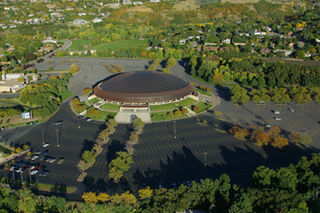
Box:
151, 111, 187, 122
100, 103, 120, 111
61, 90, 73, 102
0, 98, 21, 108
194, 88, 212, 97
69, 39, 147, 51
193, 102, 212, 114
150, 98, 197, 111
36, 183, 77, 194
86, 109, 117, 121
88, 98, 99, 105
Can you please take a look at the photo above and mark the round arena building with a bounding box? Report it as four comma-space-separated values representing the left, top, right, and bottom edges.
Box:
93, 71, 195, 104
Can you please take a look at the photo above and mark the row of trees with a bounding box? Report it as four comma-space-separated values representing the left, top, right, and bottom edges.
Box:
230, 124, 312, 148
77, 118, 118, 182
108, 118, 145, 183
231, 85, 320, 104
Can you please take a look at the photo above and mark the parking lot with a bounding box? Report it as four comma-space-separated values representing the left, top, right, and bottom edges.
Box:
0, 56, 319, 200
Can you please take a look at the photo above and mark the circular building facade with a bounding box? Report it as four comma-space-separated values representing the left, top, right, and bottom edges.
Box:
93, 71, 194, 104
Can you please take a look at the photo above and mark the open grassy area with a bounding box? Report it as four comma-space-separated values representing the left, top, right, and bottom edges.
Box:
0, 98, 21, 108
69, 39, 147, 51
61, 90, 73, 102
86, 108, 117, 121
88, 98, 99, 105
150, 98, 197, 111
36, 183, 77, 194
194, 88, 212, 97
100, 103, 120, 111
151, 111, 187, 122
193, 102, 212, 114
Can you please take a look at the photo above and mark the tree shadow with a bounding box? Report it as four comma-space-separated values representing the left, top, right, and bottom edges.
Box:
215, 84, 231, 101
80, 139, 95, 158
105, 139, 125, 163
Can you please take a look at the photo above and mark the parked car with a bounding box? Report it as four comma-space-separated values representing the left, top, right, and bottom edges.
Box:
42, 143, 49, 148
273, 110, 280, 114
47, 157, 56, 163
288, 108, 294, 112
57, 157, 65, 164
30, 170, 38, 175
31, 155, 39, 161
265, 124, 272, 128
274, 117, 282, 121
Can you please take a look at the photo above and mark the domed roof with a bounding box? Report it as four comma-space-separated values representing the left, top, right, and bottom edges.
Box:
93, 71, 194, 103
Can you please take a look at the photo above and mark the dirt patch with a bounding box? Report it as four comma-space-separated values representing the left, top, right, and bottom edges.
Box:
127, 6, 153, 12
174, 0, 200, 11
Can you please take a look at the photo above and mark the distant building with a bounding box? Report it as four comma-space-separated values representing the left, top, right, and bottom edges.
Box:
73, 19, 87, 25
92, 18, 102, 23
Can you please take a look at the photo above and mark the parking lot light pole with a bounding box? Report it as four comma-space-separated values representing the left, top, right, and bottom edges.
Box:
41, 129, 45, 145
78, 117, 81, 129
55, 129, 60, 148
174, 122, 176, 139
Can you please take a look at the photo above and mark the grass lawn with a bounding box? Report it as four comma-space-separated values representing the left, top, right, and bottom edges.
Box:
194, 88, 212, 97
69, 39, 147, 51
36, 183, 77, 194
193, 102, 212, 114
88, 98, 99, 105
151, 111, 187, 122
61, 90, 73, 102
86, 109, 117, 121
100, 103, 120, 111
150, 98, 197, 111
0, 98, 21, 108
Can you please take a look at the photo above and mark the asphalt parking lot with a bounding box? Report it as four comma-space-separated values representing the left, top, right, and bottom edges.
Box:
0, 56, 318, 200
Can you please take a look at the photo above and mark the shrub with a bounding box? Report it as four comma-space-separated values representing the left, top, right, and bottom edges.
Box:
174, 110, 182, 117
192, 105, 201, 112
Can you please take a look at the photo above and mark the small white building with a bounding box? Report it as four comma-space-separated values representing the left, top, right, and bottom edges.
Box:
92, 18, 102, 23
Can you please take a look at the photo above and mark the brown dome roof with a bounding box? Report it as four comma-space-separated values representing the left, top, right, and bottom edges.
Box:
93, 71, 194, 103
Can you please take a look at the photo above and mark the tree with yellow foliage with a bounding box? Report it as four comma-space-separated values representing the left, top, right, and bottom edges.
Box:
82, 192, 98, 204
138, 186, 153, 200
271, 136, 289, 149
97, 193, 110, 203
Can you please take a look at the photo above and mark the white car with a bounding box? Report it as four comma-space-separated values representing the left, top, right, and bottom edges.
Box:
30, 170, 38, 175
273, 111, 280, 114
43, 143, 49, 148
31, 155, 39, 161
288, 108, 294, 112
274, 117, 282, 121
265, 124, 271, 128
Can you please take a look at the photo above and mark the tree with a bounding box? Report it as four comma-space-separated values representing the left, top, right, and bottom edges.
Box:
271, 136, 289, 149
82, 192, 98, 204
268, 126, 281, 136
97, 193, 110, 203
253, 131, 271, 146
108, 152, 133, 183
133, 118, 145, 131
229, 193, 253, 213
83, 88, 92, 95
97, 128, 110, 144
230, 85, 250, 104
290, 132, 300, 143
138, 187, 153, 200
229, 126, 250, 140
148, 59, 161, 71
252, 166, 276, 187
82, 150, 96, 164
299, 133, 312, 144
69, 63, 80, 74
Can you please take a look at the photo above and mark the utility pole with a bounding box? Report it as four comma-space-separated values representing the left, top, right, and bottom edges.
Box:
203, 152, 208, 167
41, 129, 45, 145
55, 128, 60, 148
174, 121, 176, 139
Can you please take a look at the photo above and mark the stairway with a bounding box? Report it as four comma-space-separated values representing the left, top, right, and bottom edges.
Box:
115, 111, 151, 124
